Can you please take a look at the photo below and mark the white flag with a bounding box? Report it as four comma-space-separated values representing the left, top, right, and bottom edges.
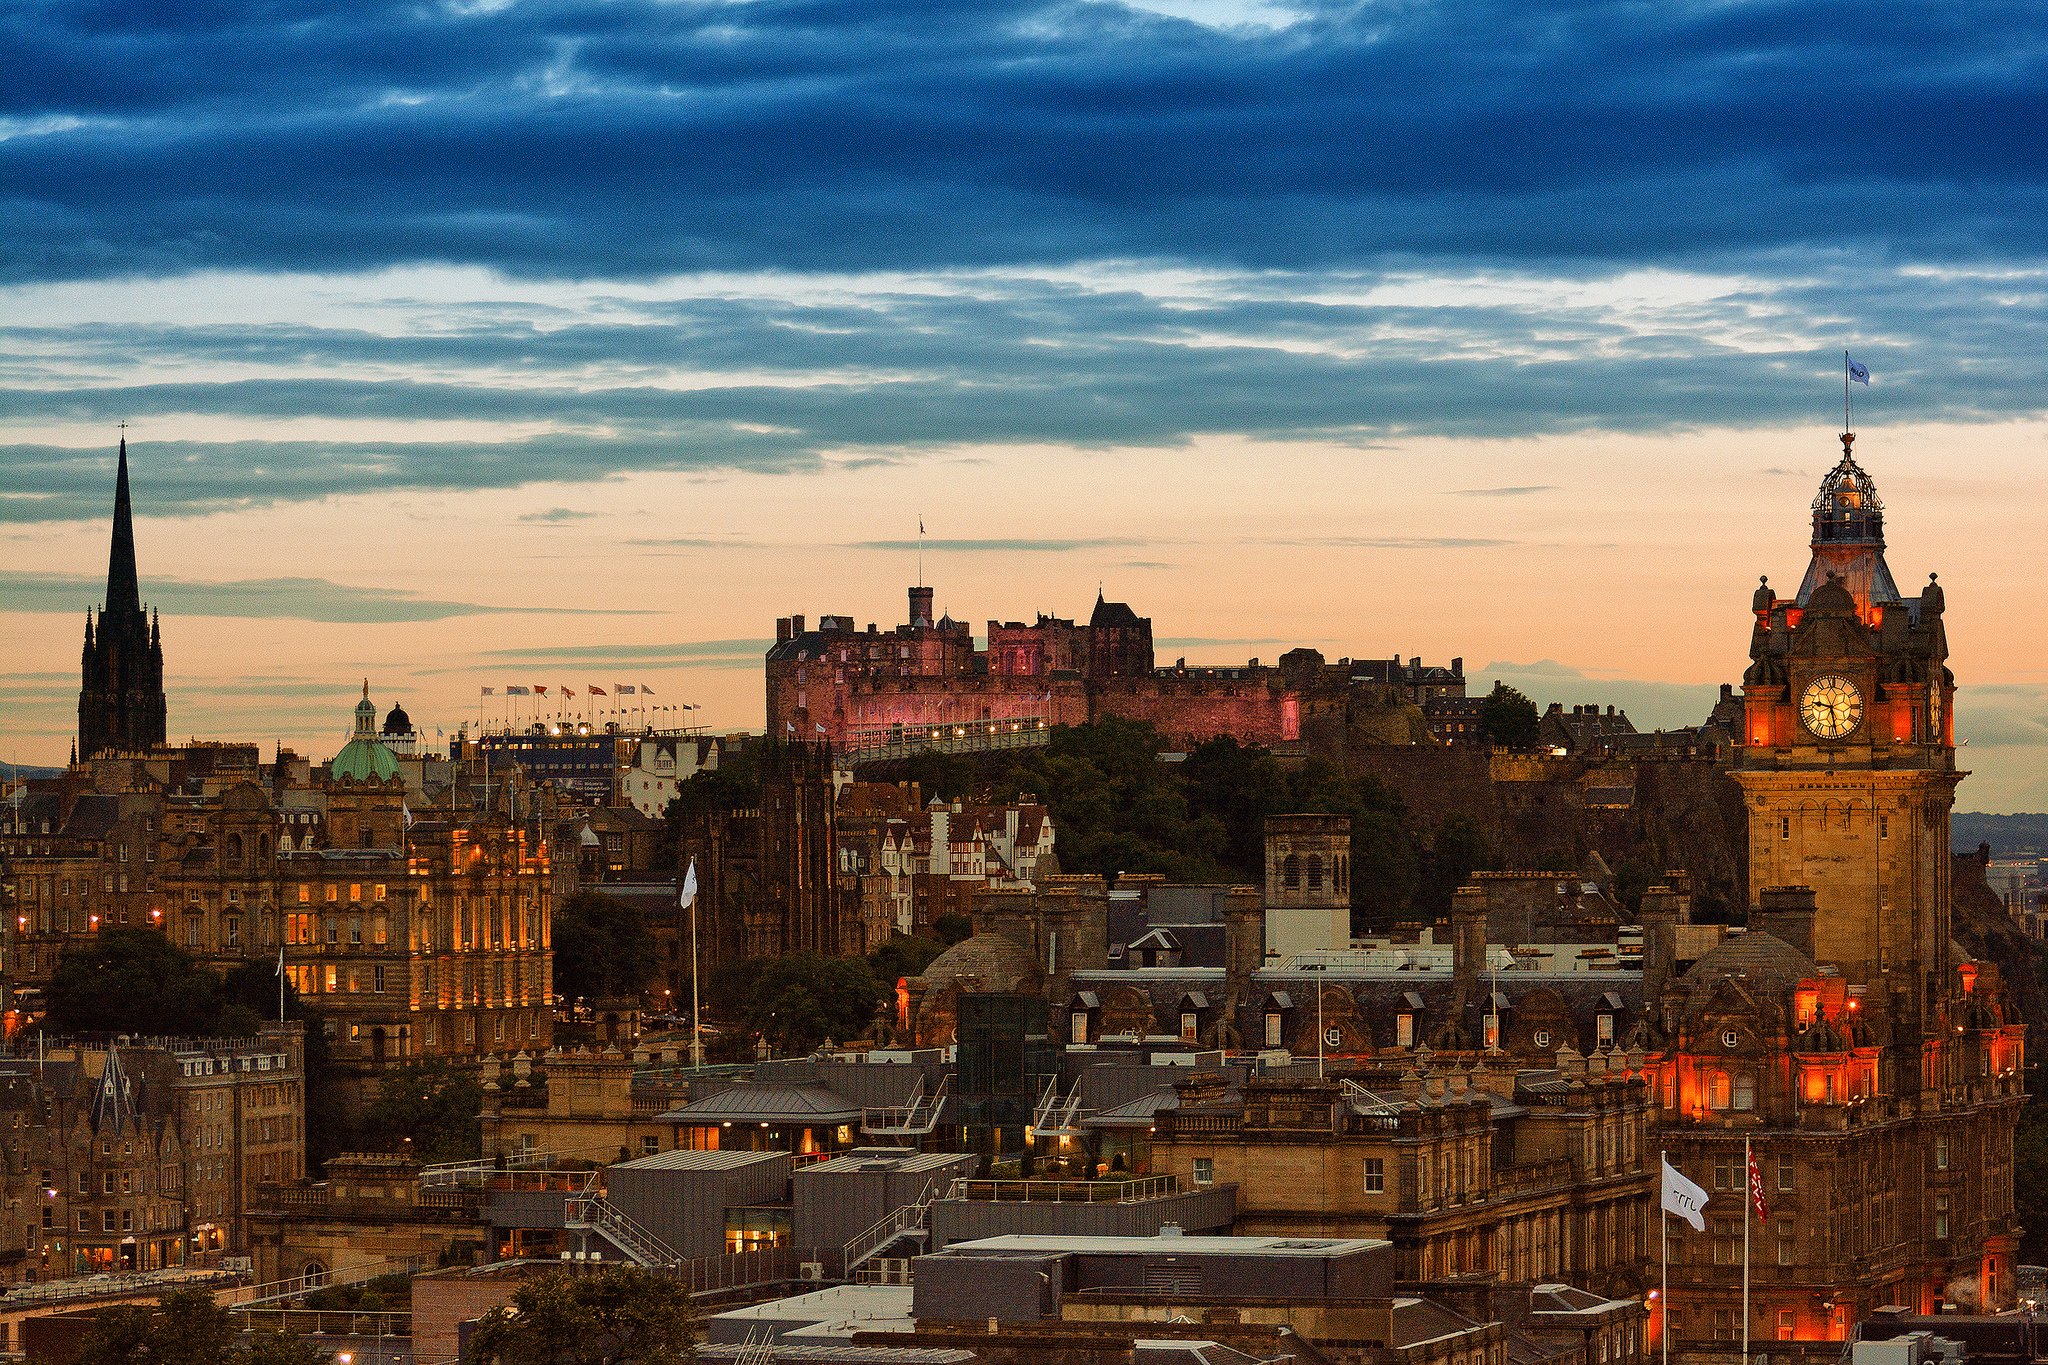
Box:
1661, 1156, 1709, 1231
680, 857, 698, 910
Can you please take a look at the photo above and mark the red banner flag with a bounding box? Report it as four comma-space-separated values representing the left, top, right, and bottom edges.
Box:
589, 685, 607, 696
1747, 1146, 1770, 1223
562, 686, 576, 698
533, 685, 548, 695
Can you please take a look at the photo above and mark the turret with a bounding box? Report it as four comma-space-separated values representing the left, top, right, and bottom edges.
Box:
1451, 884, 1487, 1018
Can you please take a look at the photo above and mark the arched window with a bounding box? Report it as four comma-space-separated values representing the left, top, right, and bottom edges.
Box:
1708, 1072, 1732, 1110
1306, 855, 1324, 891
1282, 854, 1301, 891
226, 833, 243, 863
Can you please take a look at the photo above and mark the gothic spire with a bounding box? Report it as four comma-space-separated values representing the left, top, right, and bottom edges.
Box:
105, 436, 142, 619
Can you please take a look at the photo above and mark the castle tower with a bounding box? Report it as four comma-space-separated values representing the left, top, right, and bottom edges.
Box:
1732, 433, 1956, 1020
78, 437, 167, 759
1261, 814, 1350, 959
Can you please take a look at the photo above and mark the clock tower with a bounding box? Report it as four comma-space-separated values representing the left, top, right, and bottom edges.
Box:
1732, 432, 1957, 1040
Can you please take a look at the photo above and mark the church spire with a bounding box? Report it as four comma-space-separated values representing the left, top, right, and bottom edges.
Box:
105, 435, 141, 619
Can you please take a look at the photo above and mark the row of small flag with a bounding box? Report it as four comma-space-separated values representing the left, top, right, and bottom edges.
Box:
481, 684, 680, 699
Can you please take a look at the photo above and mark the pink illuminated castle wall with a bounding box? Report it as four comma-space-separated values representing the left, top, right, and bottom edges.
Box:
767, 583, 1337, 750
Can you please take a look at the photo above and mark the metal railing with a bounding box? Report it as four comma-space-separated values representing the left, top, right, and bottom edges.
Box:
862, 1074, 949, 1137
843, 1180, 939, 1276
228, 1256, 431, 1310
1032, 1077, 1083, 1137
955, 1174, 1182, 1203
422, 1144, 619, 1188
565, 1173, 686, 1269
0, 1266, 244, 1311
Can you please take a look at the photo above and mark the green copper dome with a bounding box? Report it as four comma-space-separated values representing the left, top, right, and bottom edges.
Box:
332, 679, 400, 782
331, 735, 400, 784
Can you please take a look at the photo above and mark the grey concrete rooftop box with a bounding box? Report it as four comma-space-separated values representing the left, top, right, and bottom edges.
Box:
913, 1233, 1395, 1323
605, 1148, 792, 1259
793, 1149, 977, 1253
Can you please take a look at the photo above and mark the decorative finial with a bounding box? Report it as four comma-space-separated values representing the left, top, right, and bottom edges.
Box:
362, 678, 369, 700
1840, 431, 1855, 455
1759, 575, 1768, 586
1929, 571, 1938, 582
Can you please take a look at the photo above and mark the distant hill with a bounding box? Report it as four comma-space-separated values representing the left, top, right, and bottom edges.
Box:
0, 762, 62, 782
1953, 812, 2048, 858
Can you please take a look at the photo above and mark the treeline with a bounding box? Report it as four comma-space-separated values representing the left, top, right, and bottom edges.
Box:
873, 716, 1501, 932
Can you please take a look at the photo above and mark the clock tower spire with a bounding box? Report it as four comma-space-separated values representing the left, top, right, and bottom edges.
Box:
1733, 433, 1956, 1070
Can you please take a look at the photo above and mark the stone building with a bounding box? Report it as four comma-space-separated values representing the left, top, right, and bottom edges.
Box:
1638, 433, 2022, 1354
3, 689, 554, 1102
0, 1027, 307, 1273
246, 1153, 484, 1287
1147, 1066, 1652, 1302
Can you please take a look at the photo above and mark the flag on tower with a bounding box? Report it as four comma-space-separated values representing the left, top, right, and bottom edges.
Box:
533, 684, 549, 696
481, 687, 496, 696
1748, 1147, 1770, 1222
562, 685, 576, 698
1661, 1157, 1709, 1231
641, 684, 655, 695
1847, 356, 1871, 385
507, 686, 531, 696
616, 684, 636, 695
589, 685, 607, 696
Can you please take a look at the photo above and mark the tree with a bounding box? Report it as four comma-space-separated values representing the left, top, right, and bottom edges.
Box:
362, 1058, 483, 1163
867, 934, 945, 986
465, 1265, 698, 1365
71, 1289, 239, 1365
241, 1333, 337, 1365
1477, 682, 1541, 749
1416, 813, 1498, 918
43, 930, 235, 1037
735, 953, 887, 1053
553, 892, 658, 1001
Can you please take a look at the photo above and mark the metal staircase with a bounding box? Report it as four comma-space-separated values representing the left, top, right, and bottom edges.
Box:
861, 1074, 949, 1138
733, 1325, 777, 1365
564, 1174, 686, 1270
1032, 1077, 1084, 1138
842, 1179, 941, 1277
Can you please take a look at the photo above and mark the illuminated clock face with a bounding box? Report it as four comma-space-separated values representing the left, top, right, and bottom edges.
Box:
1800, 675, 1863, 740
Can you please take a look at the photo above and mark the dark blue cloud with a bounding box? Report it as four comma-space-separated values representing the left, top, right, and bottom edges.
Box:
8, 258, 2048, 520
7, 0, 2048, 281
0, 568, 646, 621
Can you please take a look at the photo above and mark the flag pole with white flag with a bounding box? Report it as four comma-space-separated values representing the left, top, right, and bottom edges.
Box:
1661, 1152, 1709, 1365
681, 857, 703, 1068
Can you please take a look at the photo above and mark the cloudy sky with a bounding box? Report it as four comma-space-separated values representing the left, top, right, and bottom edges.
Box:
5, 0, 2048, 809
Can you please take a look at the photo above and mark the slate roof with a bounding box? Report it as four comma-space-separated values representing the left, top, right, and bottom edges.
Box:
660, 1084, 863, 1125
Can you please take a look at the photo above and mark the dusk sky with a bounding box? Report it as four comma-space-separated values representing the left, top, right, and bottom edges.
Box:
5, 0, 2047, 809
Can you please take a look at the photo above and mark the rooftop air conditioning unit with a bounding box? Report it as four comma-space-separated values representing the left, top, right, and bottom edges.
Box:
800, 1262, 825, 1281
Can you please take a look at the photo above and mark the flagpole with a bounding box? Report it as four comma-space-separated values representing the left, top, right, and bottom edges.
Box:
1742, 1135, 1752, 1365
686, 857, 704, 1069
1661, 1149, 1670, 1365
